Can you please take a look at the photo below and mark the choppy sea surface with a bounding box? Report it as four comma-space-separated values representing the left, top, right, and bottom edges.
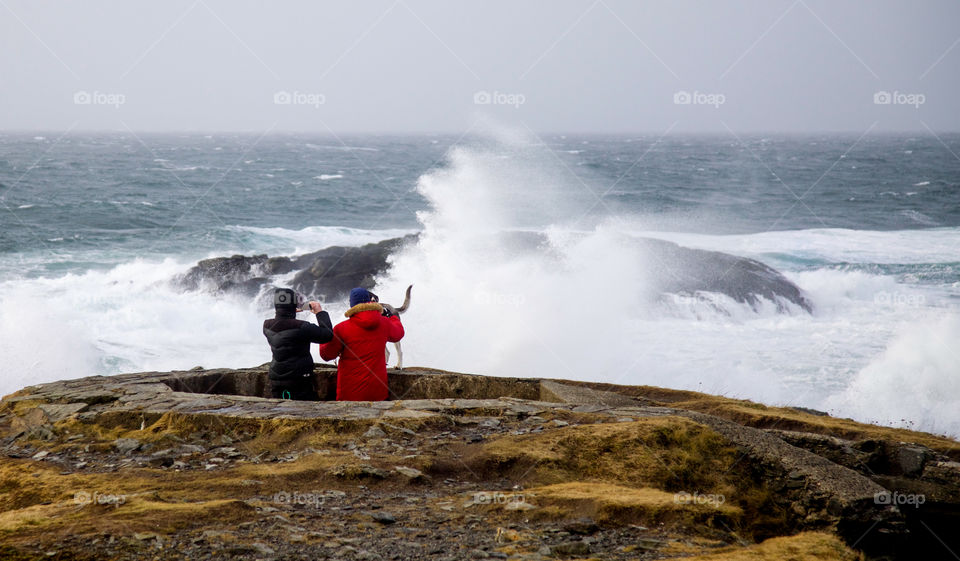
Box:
1, 131, 958, 437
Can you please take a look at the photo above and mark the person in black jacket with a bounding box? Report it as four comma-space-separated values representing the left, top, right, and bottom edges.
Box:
263, 288, 334, 400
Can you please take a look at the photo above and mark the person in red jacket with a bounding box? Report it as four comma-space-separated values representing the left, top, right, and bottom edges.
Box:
319, 287, 404, 401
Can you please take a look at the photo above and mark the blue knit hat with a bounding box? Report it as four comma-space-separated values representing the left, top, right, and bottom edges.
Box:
349, 287, 373, 308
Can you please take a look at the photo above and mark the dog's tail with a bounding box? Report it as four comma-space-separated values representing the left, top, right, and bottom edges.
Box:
395, 285, 413, 313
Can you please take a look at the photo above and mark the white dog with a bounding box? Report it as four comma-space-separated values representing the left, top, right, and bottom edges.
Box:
379, 285, 412, 370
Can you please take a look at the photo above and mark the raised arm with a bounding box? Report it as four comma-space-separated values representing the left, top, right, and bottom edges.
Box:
300, 310, 334, 344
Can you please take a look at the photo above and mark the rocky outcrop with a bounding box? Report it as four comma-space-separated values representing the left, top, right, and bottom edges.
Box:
3, 366, 958, 559
177, 235, 417, 300
177, 233, 812, 312
637, 237, 813, 312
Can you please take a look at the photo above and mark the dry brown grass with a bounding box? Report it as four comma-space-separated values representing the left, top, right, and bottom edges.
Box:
426, 418, 792, 540
676, 531, 863, 561
525, 481, 741, 529
564, 381, 960, 456
458, 417, 740, 492
0, 450, 370, 543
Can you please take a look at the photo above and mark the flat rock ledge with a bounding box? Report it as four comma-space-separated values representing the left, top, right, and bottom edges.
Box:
4, 369, 668, 423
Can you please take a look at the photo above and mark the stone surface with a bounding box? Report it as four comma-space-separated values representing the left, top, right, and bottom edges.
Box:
363, 425, 387, 439
394, 466, 427, 481
113, 438, 141, 455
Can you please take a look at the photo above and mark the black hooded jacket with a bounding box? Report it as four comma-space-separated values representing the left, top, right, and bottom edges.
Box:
263, 307, 334, 381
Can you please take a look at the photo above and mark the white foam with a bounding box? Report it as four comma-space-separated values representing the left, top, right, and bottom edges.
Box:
825, 314, 960, 437
314, 174, 343, 180
376, 136, 789, 403
372, 132, 960, 437
0, 259, 272, 397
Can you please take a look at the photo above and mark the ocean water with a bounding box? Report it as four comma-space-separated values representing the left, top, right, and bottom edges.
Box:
1, 129, 958, 437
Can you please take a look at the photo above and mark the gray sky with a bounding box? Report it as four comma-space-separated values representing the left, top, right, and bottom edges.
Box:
2, 0, 958, 133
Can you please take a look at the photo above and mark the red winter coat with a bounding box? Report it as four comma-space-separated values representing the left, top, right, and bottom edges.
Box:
318, 302, 404, 401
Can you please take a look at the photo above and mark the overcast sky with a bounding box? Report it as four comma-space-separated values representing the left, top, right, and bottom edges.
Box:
2, 0, 958, 134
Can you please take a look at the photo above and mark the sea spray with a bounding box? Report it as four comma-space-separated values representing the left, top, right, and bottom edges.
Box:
825, 314, 960, 437
376, 135, 960, 437
375, 136, 787, 400
0, 259, 269, 395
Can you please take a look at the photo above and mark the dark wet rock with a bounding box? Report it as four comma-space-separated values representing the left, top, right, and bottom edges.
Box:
177, 235, 418, 300
898, 445, 932, 477
178, 254, 275, 295
636, 237, 813, 312
290, 236, 417, 300
177, 232, 811, 312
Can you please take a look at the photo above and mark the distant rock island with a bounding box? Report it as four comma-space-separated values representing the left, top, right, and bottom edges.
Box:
177, 234, 813, 312
2, 365, 957, 560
